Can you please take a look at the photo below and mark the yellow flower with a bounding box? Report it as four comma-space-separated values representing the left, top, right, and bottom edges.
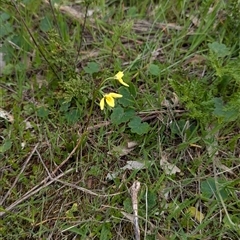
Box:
114, 71, 129, 87
100, 92, 123, 110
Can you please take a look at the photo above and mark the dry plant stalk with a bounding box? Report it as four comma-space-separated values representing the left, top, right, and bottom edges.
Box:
130, 181, 141, 240
0, 143, 39, 205
0, 140, 125, 217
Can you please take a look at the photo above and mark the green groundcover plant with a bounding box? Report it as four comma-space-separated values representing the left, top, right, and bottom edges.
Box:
0, 0, 240, 239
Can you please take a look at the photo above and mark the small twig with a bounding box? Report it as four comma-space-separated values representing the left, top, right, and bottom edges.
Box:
21, 131, 88, 196
0, 115, 88, 217
86, 121, 110, 131
36, 149, 52, 178
0, 132, 124, 217
0, 83, 17, 93
144, 184, 148, 240
55, 179, 125, 197
0, 143, 39, 205
7, 40, 33, 56
130, 181, 141, 240
51, 132, 88, 174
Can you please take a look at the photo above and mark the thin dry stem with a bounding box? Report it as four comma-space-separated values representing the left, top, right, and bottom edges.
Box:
0, 143, 39, 205
0, 168, 74, 217
130, 181, 141, 240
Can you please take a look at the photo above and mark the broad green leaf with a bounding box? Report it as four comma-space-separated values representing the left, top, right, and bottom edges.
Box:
117, 109, 135, 122
2, 64, 14, 75
128, 82, 137, 97
208, 42, 230, 58
126, 6, 138, 18
147, 191, 157, 209
212, 97, 224, 117
213, 98, 238, 122
111, 106, 135, 125
170, 119, 188, 136
123, 198, 132, 213
118, 87, 135, 107
223, 214, 240, 228
148, 63, 161, 76
59, 101, 70, 112
40, 16, 53, 32
0, 139, 12, 153
128, 116, 150, 135
0, 12, 10, 22
83, 62, 99, 74
65, 109, 81, 124
37, 107, 49, 119
100, 223, 112, 240
0, 21, 13, 39
201, 177, 229, 201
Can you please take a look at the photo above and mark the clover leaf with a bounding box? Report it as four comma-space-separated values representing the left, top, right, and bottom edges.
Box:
111, 106, 135, 125
128, 116, 150, 135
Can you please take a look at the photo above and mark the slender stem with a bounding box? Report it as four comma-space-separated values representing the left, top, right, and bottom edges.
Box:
10, 0, 61, 81
75, 2, 90, 65
48, 0, 62, 40
83, 87, 97, 132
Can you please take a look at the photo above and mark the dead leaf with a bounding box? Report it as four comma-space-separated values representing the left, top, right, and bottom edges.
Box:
121, 211, 134, 222
36, 73, 48, 89
127, 141, 138, 148
0, 108, 14, 123
187, 206, 204, 223
184, 54, 206, 65
161, 92, 180, 108
160, 154, 181, 175
21, 142, 26, 149
171, 92, 180, 107
187, 14, 200, 27
24, 120, 33, 130
108, 141, 138, 157
106, 172, 118, 181
161, 99, 171, 108
106, 160, 149, 181
214, 158, 235, 175
121, 161, 146, 170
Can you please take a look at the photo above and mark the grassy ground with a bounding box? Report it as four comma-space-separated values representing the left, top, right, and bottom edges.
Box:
0, 0, 240, 239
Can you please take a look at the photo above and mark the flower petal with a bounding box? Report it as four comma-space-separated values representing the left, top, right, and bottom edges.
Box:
105, 95, 115, 107
114, 71, 129, 87
115, 71, 124, 80
100, 98, 105, 110
108, 93, 123, 98
118, 78, 129, 87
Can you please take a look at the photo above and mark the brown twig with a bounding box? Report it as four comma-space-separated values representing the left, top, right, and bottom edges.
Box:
55, 179, 125, 197
130, 181, 141, 240
0, 168, 74, 217
0, 131, 86, 217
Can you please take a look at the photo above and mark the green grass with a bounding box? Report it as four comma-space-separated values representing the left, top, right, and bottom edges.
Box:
1, 0, 240, 239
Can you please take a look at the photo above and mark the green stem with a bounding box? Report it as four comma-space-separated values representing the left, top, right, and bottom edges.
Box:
83, 88, 98, 132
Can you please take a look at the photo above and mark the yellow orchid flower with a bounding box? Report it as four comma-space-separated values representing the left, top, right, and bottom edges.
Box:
114, 71, 129, 87
100, 92, 123, 110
